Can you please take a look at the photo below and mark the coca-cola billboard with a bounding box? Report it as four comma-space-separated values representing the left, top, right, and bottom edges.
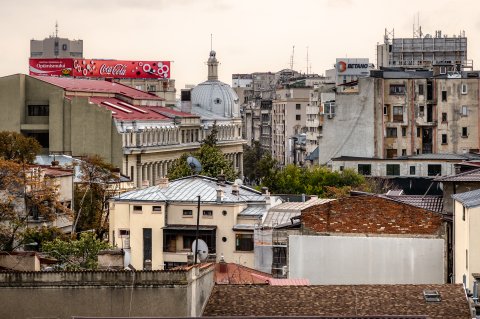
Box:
73, 59, 171, 79
29, 59, 74, 76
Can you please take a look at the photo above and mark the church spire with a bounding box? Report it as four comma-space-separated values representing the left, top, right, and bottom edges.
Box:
207, 34, 219, 81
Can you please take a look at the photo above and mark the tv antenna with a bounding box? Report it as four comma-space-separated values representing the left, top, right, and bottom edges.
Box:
192, 239, 209, 263
187, 156, 202, 175
290, 45, 295, 70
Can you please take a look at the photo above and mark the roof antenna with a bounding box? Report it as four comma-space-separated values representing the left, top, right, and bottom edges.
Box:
55, 21, 58, 38
210, 33, 213, 51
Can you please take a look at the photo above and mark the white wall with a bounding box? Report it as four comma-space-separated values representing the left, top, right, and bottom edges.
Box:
289, 235, 444, 284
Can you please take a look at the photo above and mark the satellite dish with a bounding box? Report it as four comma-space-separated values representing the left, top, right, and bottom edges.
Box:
187, 156, 202, 174
192, 239, 209, 263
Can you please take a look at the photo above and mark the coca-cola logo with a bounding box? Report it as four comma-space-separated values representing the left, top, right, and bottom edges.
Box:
99, 63, 127, 76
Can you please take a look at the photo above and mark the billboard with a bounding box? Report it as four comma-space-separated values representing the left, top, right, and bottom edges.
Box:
73, 59, 170, 79
29, 58, 171, 79
336, 58, 370, 76
29, 59, 74, 76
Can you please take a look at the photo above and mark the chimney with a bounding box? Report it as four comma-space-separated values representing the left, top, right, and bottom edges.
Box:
232, 183, 239, 196
217, 171, 226, 186
111, 167, 121, 179
219, 254, 227, 273
157, 177, 169, 188
216, 188, 224, 203
261, 187, 269, 194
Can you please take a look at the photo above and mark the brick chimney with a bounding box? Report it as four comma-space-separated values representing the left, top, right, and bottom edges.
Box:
217, 171, 226, 186
216, 188, 224, 203
157, 177, 169, 188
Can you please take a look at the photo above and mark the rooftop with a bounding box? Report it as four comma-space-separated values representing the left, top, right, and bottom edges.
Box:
380, 195, 444, 214
435, 167, 480, 182
332, 153, 480, 162
214, 262, 272, 285
452, 189, 480, 208
203, 284, 471, 319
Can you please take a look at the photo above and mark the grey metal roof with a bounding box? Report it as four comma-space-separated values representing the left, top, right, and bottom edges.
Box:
263, 198, 333, 227
452, 189, 480, 208
380, 195, 444, 213
238, 205, 266, 217
435, 168, 480, 182
305, 147, 319, 161
232, 224, 256, 231
115, 175, 265, 203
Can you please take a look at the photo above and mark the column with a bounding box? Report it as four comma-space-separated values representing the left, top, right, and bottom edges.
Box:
152, 162, 157, 185
142, 165, 147, 187
233, 152, 238, 171
239, 153, 243, 178
136, 164, 143, 188
147, 163, 153, 186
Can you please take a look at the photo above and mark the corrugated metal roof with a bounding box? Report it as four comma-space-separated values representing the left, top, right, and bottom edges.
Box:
435, 168, 480, 182
238, 205, 265, 217
452, 189, 480, 208
115, 175, 265, 203
263, 198, 333, 227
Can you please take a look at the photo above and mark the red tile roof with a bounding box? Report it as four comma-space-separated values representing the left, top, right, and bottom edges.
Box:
251, 273, 310, 285
87, 97, 169, 121
214, 262, 272, 284
32, 76, 162, 100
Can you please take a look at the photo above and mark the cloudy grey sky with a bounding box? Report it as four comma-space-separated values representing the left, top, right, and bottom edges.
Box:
2, 0, 480, 93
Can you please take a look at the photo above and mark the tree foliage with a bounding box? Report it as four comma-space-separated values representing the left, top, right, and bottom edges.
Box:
73, 155, 119, 238
168, 123, 236, 181
0, 159, 71, 251
260, 164, 366, 197
0, 131, 41, 164
42, 232, 111, 270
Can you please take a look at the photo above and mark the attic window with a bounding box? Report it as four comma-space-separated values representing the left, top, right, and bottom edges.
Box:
214, 98, 222, 104
423, 290, 441, 302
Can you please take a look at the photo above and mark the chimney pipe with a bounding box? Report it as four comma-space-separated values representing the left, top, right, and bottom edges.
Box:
216, 188, 224, 203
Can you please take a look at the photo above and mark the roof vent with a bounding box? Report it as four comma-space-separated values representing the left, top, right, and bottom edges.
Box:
232, 183, 239, 196
423, 290, 441, 302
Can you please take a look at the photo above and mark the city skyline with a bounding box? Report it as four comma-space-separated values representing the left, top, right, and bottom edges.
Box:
2, 0, 480, 93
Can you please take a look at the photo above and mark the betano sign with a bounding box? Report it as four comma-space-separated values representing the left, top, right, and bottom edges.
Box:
336, 58, 370, 76
29, 58, 171, 79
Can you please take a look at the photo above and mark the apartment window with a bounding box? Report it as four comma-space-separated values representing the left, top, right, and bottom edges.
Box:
461, 106, 468, 116
183, 209, 193, 216
419, 105, 425, 117
296, 103, 301, 110
441, 91, 447, 102
339, 166, 344, 171
461, 83, 468, 94
442, 112, 447, 122
386, 128, 397, 138
202, 210, 213, 217
392, 106, 403, 122
296, 115, 301, 121
383, 105, 388, 116
417, 127, 421, 138
183, 235, 195, 249
357, 164, 371, 176
462, 127, 468, 137
428, 164, 442, 176
235, 233, 254, 251
386, 149, 397, 158
418, 84, 424, 96
402, 127, 407, 137
27, 105, 49, 116
119, 229, 130, 237
152, 206, 162, 213
402, 149, 407, 156
389, 84, 405, 95
410, 166, 416, 175
442, 134, 448, 144
386, 164, 400, 176
440, 66, 447, 75
26, 132, 49, 148
133, 205, 143, 212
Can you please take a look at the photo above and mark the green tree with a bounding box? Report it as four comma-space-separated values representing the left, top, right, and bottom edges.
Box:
42, 232, 111, 270
73, 155, 119, 238
0, 131, 41, 164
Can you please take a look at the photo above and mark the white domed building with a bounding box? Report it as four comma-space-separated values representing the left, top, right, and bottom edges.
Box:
189, 50, 245, 177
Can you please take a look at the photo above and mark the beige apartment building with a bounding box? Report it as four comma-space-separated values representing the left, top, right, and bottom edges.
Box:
109, 175, 279, 269
30, 35, 83, 58
0, 74, 244, 187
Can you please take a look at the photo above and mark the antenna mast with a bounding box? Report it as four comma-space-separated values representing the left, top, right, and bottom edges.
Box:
55, 21, 58, 38
290, 45, 295, 70
210, 33, 213, 51
306, 46, 309, 75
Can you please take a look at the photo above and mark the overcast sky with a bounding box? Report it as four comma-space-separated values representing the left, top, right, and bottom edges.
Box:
2, 0, 480, 94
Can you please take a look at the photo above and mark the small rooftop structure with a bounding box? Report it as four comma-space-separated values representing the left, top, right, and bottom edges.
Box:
452, 189, 480, 208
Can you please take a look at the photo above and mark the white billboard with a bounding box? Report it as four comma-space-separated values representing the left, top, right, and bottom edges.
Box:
336, 58, 371, 76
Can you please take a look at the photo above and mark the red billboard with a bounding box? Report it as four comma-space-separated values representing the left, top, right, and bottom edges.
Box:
73, 59, 171, 79
29, 58, 74, 76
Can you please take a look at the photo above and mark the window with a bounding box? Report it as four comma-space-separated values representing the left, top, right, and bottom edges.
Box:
410, 166, 416, 175
26, 132, 49, 148
441, 112, 447, 122
214, 98, 222, 104
183, 209, 193, 216
296, 103, 301, 110
27, 105, 49, 116
424, 290, 442, 303
461, 83, 468, 94
442, 134, 447, 144
119, 229, 130, 237
441, 91, 447, 102
461, 106, 468, 116
357, 164, 371, 176
389, 84, 405, 95
152, 206, 162, 213
440, 66, 447, 74
463, 206, 466, 221
62, 44, 67, 51
183, 236, 195, 249
427, 164, 442, 176
386, 149, 397, 158
339, 165, 344, 171
383, 105, 388, 116
418, 84, 424, 96
402, 149, 406, 156
419, 105, 425, 117
235, 234, 254, 251
386, 164, 400, 176
133, 205, 143, 212
203, 210, 213, 217
393, 106, 403, 122
386, 128, 397, 138
417, 127, 421, 138
462, 127, 468, 137
296, 115, 301, 121
401, 127, 406, 137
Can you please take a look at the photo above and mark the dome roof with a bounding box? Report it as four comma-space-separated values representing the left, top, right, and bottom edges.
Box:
191, 81, 240, 118
191, 50, 240, 118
